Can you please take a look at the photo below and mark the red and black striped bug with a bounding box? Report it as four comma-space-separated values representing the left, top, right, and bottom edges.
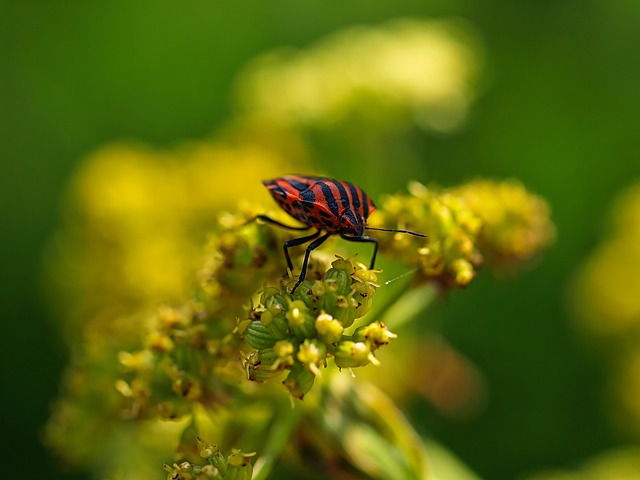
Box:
256, 175, 427, 293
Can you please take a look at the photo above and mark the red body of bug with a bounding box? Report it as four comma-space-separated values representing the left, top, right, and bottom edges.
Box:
264, 175, 376, 236
258, 175, 425, 293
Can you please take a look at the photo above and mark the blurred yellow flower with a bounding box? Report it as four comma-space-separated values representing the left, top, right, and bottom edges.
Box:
570, 180, 640, 439
453, 179, 556, 269
525, 446, 640, 480
571, 181, 640, 338
44, 123, 306, 339
235, 19, 481, 133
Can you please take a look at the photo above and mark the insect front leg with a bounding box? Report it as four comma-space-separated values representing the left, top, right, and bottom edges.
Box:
340, 235, 379, 269
254, 214, 311, 231
283, 230, 321, 272
292, 231, 332, 293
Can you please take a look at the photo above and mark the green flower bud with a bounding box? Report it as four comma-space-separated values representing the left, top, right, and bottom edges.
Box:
352, 279, 377, 297
257, 347, 279, 367
273, 340, 296, 369
283, 362, 316, 399
331, 256, 356, 275
259, 308, 273, 326
317, 279, 339, 314
200, 465, 219, 478
274, 339, 295, 357
297, 340, 320, 364
315, 312, 344, 344
322, 264, 352, 296
173, 461, 193, 480
235, 317, 253, 337
330, 295, 358, 328
355, 296, 374, 318
268, 310, 290, 339
242, 351, 281, 382
225, 449, 255, 480
310, 279, 326, 297
260, 286, 281, 304
258, 288, 290, 338
294, 279, 318, 307
352, 272, 377, 317
207, 443, 227, 473
197, 436, 220, 460
334, 341, 379, 369
243, 321, 277, 350
355, 265, 377, 282
297, 339, 326, 376
286, 300, 316, 339
286, 300, 307, 327
353, 322, 397, 347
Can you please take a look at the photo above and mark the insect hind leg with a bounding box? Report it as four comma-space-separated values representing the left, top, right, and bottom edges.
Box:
340, 235, 379, 269
292, 231, 332, 293
283, 230, 321, 272
254, 214, 311, 232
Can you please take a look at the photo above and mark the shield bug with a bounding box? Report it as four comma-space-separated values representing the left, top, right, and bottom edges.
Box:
257, 175, 426, 293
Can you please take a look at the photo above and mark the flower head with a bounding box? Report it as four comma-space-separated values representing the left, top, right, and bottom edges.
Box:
452, 179, 555, 269
236, 19, 481, 133
239, 257, 395, 399
369, 181, 482, 287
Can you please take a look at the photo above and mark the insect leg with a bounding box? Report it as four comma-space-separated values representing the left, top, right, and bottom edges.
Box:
340, 235, 379, 269
292, 232, 332, 293
254, 214, 311, 231
283, 230, 321, 272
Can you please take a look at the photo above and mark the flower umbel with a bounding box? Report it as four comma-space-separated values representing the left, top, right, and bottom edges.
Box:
164, 437, 255, 480
236, 19, 481, 133
452, 179, 555, 269
369, 179, 555, 286
116, 302, 244, 421
45, 168, 554, 479
239, 257, 394, 399
369, 181, 482, 287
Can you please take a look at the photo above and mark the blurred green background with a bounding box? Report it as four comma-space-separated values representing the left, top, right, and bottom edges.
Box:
3, 1, 640, 478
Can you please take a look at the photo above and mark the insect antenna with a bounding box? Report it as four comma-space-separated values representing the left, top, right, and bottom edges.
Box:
365, 227, 427, 238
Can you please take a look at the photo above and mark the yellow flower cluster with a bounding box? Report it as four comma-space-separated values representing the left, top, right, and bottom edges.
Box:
236, 19, 481, 132
115, 302, 245, 421
45, 171, 555, 477
239, 257, 394, 399
165, 438, 255, 480
197, 204, 301, 305
43, 127, 305, 474
370, 179, 556, 287
44, 125, 305, 340
369, 181, 482, 287
452, 179, 556, 269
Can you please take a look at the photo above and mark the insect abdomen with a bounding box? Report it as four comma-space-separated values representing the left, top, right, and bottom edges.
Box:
263, 176, 317, 227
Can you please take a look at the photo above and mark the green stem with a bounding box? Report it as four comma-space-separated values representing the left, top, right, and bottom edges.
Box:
370, 281, 438, 330
251, 398, 303, 480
